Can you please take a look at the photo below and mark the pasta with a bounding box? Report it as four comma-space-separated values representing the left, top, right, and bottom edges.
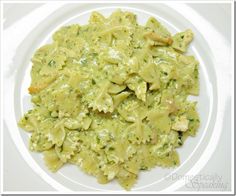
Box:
18, 10, 200, 190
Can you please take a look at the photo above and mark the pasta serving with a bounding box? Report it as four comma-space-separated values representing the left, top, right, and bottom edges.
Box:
19, 10, 200, 190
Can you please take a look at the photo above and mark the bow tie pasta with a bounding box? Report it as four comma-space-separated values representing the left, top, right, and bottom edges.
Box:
19, 10, 200, 190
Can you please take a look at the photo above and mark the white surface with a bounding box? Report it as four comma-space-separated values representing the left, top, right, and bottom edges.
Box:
2, 2, 232, 192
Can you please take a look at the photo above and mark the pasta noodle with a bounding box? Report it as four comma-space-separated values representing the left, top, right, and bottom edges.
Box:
18, 10, 200, 190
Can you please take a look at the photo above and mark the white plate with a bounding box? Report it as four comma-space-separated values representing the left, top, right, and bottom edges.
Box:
3, 3, 231, 192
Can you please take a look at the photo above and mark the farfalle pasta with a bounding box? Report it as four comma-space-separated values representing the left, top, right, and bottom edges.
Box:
19, 10, 200, 190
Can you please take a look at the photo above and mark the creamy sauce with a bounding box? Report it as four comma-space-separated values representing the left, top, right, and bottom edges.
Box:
19, 10, 200, 190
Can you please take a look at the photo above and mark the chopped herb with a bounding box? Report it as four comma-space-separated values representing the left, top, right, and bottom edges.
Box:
92, 79, 96, 85
109, 147, 115, 151
48, 60, 56, 66
140, 166, 148, 170
96, 136, 100, 143
80, 59, 87, 65
178, 131, 183, 139
178, 141, 183, 146
90, 53, 98, 58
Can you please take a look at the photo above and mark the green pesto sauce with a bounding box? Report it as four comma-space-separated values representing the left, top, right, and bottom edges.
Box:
19, 10, 200, 190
